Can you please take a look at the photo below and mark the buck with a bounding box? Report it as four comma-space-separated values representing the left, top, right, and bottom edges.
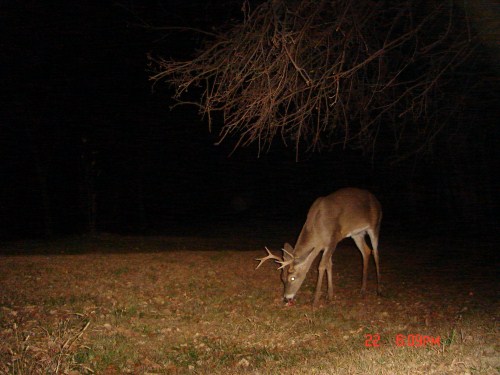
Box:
256, 187, 382, 305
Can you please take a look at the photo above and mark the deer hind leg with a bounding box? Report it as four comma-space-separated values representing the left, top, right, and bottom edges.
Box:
367, 228, 381, 295
352, 234, 371, 294
325, 248, 335, 300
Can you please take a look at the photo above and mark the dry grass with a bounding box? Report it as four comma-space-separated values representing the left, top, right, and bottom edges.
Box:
0, 233, 498, 374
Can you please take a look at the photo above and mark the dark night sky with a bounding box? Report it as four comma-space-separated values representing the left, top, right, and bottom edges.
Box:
1, 1, 498, 240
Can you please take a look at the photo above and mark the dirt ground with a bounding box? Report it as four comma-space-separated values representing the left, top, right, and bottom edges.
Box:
0, 233, 498, 374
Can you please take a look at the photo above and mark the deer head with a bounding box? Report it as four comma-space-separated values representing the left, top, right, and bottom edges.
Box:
256, 242, 317, 304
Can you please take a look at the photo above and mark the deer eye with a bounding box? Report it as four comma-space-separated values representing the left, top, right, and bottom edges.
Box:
290, 276, 296, 282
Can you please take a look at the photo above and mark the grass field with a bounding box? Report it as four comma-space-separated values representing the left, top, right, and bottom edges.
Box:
0, 231, 498, 374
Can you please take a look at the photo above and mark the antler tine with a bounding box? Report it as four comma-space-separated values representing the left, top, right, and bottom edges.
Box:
281, 246, 295, 259
275, 246, 295, 270
255, 247, 284, 270
276, 258, 294, 270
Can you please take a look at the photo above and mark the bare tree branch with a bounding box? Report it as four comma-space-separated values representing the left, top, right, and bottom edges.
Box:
149, 0, 476, 159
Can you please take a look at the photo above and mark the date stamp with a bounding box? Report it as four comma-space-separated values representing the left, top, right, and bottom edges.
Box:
365, 334, 441, 347
364, 334, 381, 347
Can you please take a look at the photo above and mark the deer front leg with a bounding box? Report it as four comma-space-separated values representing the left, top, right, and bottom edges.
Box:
313, 266, 325, 305
313, 249, 332, 305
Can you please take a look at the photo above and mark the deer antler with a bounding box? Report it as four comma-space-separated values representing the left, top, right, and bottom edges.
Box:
255, 247, 294, 270
255, 247, 283, 269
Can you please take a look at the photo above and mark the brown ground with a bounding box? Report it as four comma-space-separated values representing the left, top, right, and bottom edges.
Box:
0, 233, 498, 374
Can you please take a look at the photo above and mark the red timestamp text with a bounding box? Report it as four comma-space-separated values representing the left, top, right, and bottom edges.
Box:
395, 334, 441, 347
364, 334, 381, 347
364, 334, 441, 347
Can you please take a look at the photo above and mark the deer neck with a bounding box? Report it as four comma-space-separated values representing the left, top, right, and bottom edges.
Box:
293, 226, 321, 261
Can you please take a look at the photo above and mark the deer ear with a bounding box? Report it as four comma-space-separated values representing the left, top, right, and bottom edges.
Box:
282, 243, 295, 271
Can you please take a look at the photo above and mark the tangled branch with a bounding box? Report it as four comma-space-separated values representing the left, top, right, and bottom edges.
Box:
149, 0, 475, 158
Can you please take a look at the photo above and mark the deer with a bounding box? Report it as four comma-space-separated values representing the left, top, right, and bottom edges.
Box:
256, 187, 382, 305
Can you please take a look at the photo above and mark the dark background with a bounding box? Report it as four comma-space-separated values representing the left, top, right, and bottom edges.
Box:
1, 1, 498, 241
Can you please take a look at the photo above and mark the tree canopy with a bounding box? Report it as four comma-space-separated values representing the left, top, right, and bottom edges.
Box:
150, 0, 478, 159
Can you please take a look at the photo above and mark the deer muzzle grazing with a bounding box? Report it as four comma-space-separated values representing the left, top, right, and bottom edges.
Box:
256, 187, 382, 305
